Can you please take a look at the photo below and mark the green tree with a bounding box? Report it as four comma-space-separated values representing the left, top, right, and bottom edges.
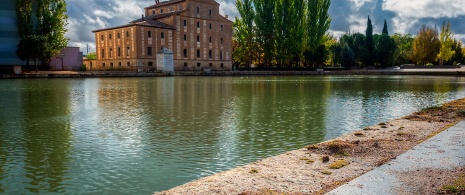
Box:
392, 33, 414, 65
412, 25, 441, 65
340, 32, 366, 66
15, 0, 34, 66
86, 52, 97, 60
450, 39, 463, 65
253, 0, 276, 67
437, 21, 455, 66
35, 0, 68, 65
364, 16, 375, 66
341, 43, 355, 69
382, 19, 389, 35
234, 0, 256, 68
305, 0, 331, 67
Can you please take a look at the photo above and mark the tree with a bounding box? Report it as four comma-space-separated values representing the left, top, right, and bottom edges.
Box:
364, 16, 375, 66
341, 43, 355, 69
253, 0, 276, 67
234, 0, 256, 68
392, 33, 414, 65
340, 32, 366, 66
382, 19, 389, 35
305, 0, 331, 56
15, 0, 68, 69
15, 0, 34, 66
437, 21, 455, 66
35, 0, 68, 65
86, 52, 97, 60
449, 39, 463, 65
412, 25, 441, 65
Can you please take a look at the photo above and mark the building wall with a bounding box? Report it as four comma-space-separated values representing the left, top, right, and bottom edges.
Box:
0, 0, 23, 66
49, 47, 83, 71
94, 0, 232, 71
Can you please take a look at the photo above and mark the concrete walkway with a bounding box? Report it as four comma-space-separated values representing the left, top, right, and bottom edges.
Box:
328, 121, 465, 195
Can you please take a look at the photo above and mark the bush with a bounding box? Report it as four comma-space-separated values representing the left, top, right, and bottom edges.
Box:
80, 64, 87, 71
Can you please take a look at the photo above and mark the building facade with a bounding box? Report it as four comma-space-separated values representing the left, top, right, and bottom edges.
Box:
49, 47, 84, 71
92, 0, 232, 71
0, 0, 23, 66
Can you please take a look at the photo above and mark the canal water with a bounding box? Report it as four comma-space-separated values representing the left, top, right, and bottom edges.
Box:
0, 76, 464, 194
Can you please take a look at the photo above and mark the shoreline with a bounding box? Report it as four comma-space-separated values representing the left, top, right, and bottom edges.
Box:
2, 67, 465, 79
155, 98, 465, 194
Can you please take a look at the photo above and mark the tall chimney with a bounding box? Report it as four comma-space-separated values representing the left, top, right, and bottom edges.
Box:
156, 0, 160, 4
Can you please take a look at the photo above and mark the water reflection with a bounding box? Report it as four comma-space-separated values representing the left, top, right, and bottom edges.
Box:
0, 76, 464, 194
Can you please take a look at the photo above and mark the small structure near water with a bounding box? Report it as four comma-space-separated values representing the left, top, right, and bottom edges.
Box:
156, 48, 174, 74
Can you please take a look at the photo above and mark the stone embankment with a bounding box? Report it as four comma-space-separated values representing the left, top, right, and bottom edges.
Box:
155, 98, 465, 195
1, 67, 465, 78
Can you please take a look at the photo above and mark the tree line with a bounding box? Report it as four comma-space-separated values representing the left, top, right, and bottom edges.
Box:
233, 0, 331, 68
233, 1, 465, 69
16, 0, 68, 70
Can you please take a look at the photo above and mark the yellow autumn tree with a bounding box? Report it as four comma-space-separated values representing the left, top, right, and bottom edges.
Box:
412, 25, 441, 65
437, 21, 455, 66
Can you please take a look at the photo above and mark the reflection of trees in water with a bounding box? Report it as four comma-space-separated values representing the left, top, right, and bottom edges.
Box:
231, 76, 330, 158
21, 80, 72, 193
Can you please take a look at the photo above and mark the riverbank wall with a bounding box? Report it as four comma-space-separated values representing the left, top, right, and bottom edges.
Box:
2, 68, 465, 79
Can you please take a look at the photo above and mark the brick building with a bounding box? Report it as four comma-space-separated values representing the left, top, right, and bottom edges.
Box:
92, 0, 232, 71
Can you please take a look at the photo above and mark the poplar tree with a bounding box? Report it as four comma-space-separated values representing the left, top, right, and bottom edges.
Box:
15, 0, 34, 67
253, 0, 276, 67
364, 16, 374, 66
437, 21, 455, 66
382, 19, 388, 35
234, 0, 256, 68
305, 0, 331, 67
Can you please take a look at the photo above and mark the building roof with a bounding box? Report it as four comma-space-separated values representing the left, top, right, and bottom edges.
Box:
92, 20, 175, 33
130, 9, 188, 23
145, 0, 186, 9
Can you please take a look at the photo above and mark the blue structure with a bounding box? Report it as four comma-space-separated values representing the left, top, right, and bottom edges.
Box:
0, 1, 23, 66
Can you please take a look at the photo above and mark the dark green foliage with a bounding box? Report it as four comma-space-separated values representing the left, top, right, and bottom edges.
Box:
374, 34, 397, 67
340, 33, 366, 66
382, 19, 389, 35
364, 16, 375, 66
253, 0, 276, 67
449, 39, 464, 65
392, 33, 414, 65
341, 44, 355, 68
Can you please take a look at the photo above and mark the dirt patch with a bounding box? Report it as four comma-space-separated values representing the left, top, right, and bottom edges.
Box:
155, 98, 465, 195
394, 167, 465, 195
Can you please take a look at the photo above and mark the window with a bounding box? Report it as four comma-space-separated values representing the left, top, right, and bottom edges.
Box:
221, 63, 224, 68
209, 50, 212, 58
126, 31, 129, 37
148, 47, 153, 56
209, 23, 212, 29
118, 62, 122, 67
221, 38, 223, 44
209, 63, 213, 67
196, 6, 200, 15
109, 34, 112, 40
184, 62, 188, 67
102, 63, 106, 67
183, 20, 187, 26
127, 62, 130, 66
197, 49, 200, 58
209, 37, 212, 43
109, 48, 113, 57
197, 22, 200, 28
118, 48, 121, 57
183, 34, 187, 41
197, 63, 201, 67
117, 33, 120, 39
127, 47, 130, 56
209, 8, 212, 17
110, 63, 113, 67
161, 9, 164, 13
161, 32, 164, 38
197, 36, 200, 42
148, 62, 153, 66
148, 31, 152, 38
152, 10, 155, 15
101, 49, 105, 58
220, 25, 223, 31
220, 51, 223, 61
183, 49, 188, 58
101, 35, 104, 40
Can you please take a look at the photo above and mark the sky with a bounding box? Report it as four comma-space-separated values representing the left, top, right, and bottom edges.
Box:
65, 0, 465, 54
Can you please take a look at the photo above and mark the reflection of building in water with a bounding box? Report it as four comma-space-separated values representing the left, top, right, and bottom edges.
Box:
92, 0, 232, 71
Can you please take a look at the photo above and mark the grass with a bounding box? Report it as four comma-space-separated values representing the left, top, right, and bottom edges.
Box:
249, 169, 259, 174
328, 159, 349, 169
457, 110, 465, 117
354, 132, 365, 136
299, 157, 315, 164
440, 174, 465, 194
421, 105, 442, 112
307, 144, 319, 150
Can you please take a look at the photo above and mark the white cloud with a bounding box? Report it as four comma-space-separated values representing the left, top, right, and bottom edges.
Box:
383, 0, 465, 19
